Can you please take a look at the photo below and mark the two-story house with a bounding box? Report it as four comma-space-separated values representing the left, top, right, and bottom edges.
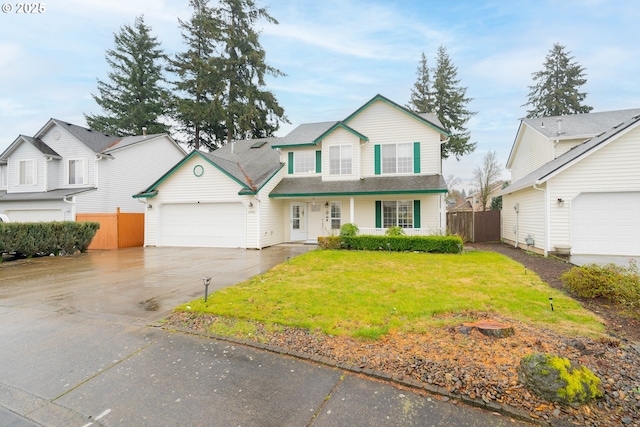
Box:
500, 108, 640, 257
134, 94, 450, 249
0, 118, 186, 245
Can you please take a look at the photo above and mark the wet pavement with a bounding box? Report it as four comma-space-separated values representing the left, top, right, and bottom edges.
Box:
0, 246, 531, 426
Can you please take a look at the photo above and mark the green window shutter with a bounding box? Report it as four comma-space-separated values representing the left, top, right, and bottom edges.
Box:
413, 142, 421, 173
316, 150, 322, 173
413, 200, 421, 228
288, 152, 294, 174
375, 201, 382, 228
374, 144, 381, 175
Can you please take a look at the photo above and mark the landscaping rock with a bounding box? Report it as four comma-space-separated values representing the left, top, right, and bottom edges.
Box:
518, 353, 603, 405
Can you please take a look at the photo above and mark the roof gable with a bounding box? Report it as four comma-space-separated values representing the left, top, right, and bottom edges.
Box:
502, 113, 640, 195
38, 119, 122, 153
0, 135, 61, 159
342, 94, 449, 136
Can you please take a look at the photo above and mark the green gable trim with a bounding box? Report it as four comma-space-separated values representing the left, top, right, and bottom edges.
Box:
375, 201, 382, 228
288, 152, 294, 174
413, 142, 421, 173
313, 122, 369, 143
132, 190, 158, 199
134, 150, 250, 196
413, 200, 421, 228
342, 94, 449, 136
374, 144, 381, 175
315, 150, 322, 173
269, 189, 447, 198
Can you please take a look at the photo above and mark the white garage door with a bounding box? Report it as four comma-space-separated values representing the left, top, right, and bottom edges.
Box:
158, 203, 246, 248
4, 209, 64, 222
572, 192, 640, 256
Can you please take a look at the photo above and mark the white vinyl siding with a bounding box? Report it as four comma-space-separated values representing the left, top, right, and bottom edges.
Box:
0, 164, 6, 189
510, 125, 554, 181
501, 188, 546, 251
351, 100, 441, 177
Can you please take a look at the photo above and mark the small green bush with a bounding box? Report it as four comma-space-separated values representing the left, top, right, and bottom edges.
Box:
385, 226, 405, 236
560, 261, 640, 309
0, 222, 100, 257
340, 235, 463, 253
339, 223, 359, 237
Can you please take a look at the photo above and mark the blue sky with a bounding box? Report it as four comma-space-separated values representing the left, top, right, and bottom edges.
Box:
1, 0, 638, 189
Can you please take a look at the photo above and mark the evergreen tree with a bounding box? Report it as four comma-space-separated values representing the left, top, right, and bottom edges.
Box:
407, 52, 432, 113
170, 0, 286, 150
408, 47, 476, 160
432, 46, 476, 160
85, 15, 171, 137
523, 43, 592, 118
170, 0, 225, 150
216, 0, 287, 143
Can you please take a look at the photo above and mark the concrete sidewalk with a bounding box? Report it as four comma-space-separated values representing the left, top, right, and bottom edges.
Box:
0, 246, 531, 426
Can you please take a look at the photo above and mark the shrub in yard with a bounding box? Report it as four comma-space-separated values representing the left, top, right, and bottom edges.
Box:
341, 234, 463, 253
560, 261, 640, 309
317, 236, 341, 249
385, 226, 405, 236
0, 222, 100, 257
339, 223, 359, 237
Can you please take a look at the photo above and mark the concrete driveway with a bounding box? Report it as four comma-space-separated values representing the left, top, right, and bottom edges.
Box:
0, 246, 529, 427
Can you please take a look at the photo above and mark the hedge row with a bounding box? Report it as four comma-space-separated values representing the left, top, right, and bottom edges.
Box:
0, 222, 100, 257
317, 234, 463, 253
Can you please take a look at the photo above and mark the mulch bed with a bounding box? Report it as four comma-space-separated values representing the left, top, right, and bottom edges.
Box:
165, 243, 640, 427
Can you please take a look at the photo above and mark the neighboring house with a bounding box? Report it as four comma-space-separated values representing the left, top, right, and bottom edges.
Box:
0, 119, 185, 246
500, 108, 640, 256
135, 94, 450, 249
463, 181, 504, 212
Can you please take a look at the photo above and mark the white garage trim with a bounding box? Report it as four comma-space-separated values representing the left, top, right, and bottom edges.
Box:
571, 192, 640, 256
158, 202, 246, 248
3, 209, 64, 222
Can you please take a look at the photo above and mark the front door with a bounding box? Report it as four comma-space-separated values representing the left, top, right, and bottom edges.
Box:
290, 202, 307, 241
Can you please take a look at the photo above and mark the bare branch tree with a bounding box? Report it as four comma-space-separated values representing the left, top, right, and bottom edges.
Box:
472, 151, 502, 211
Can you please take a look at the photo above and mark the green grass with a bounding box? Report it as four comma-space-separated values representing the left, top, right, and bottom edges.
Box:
175, 250, 605, 339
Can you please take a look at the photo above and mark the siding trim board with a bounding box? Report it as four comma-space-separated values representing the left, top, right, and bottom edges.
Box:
270, 189, 446, 198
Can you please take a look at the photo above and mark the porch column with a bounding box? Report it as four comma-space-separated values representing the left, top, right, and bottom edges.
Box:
350, 197, 354, 223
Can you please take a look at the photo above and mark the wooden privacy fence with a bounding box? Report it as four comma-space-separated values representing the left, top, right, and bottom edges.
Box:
447, 210, 501, 243
77, 208, 144, 250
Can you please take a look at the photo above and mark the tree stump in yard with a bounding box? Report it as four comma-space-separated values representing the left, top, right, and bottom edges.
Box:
461, 319, 514, 338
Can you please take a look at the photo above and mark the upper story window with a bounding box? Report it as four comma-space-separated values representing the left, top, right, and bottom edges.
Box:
381, 142, 413, 174
294, 151, 315, 174
68, 159, 86, 185
18, 159, 35, 185
329, 145, 352, 175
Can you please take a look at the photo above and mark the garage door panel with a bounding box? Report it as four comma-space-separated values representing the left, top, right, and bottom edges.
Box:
158, 203, 246, 248
4, 209, 64, 222
572, 192, 640, 256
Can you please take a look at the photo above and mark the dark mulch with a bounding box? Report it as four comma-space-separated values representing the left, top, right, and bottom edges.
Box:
469, 242, 640, 343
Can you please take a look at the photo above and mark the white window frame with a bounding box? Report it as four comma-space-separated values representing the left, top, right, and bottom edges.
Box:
382, 200, 413, 228
294, 151, 315, 174
381, 143, 413, 174
330, 201, 342, 230
0, 165, 7, 188
329, 145, 352, 175
67, 158, 87, 185
18, 159, 36, 186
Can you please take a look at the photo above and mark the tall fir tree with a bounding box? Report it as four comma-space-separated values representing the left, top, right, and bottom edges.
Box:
170, 0, 225, 150
523, 43, 592, 118
170, 0, 286, 150
432, 46, 476, 160
407, 47, 476, 160
85, 15, 171, 137
407, 52, 433, 113
217, 0, 287, 143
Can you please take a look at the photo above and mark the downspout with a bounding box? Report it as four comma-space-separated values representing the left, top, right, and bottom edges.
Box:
255, 196, 261, 250
94, 154, 104, 188
62, 195, 76, 221
532, 182, 548, 256
44, 156, 53, 191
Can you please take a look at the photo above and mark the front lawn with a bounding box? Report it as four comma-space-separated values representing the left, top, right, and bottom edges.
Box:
175, 250, 604, 339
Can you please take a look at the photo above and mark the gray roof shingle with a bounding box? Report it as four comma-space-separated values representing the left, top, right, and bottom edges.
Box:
50, 119, 121, 153
270, 175, 447, 197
